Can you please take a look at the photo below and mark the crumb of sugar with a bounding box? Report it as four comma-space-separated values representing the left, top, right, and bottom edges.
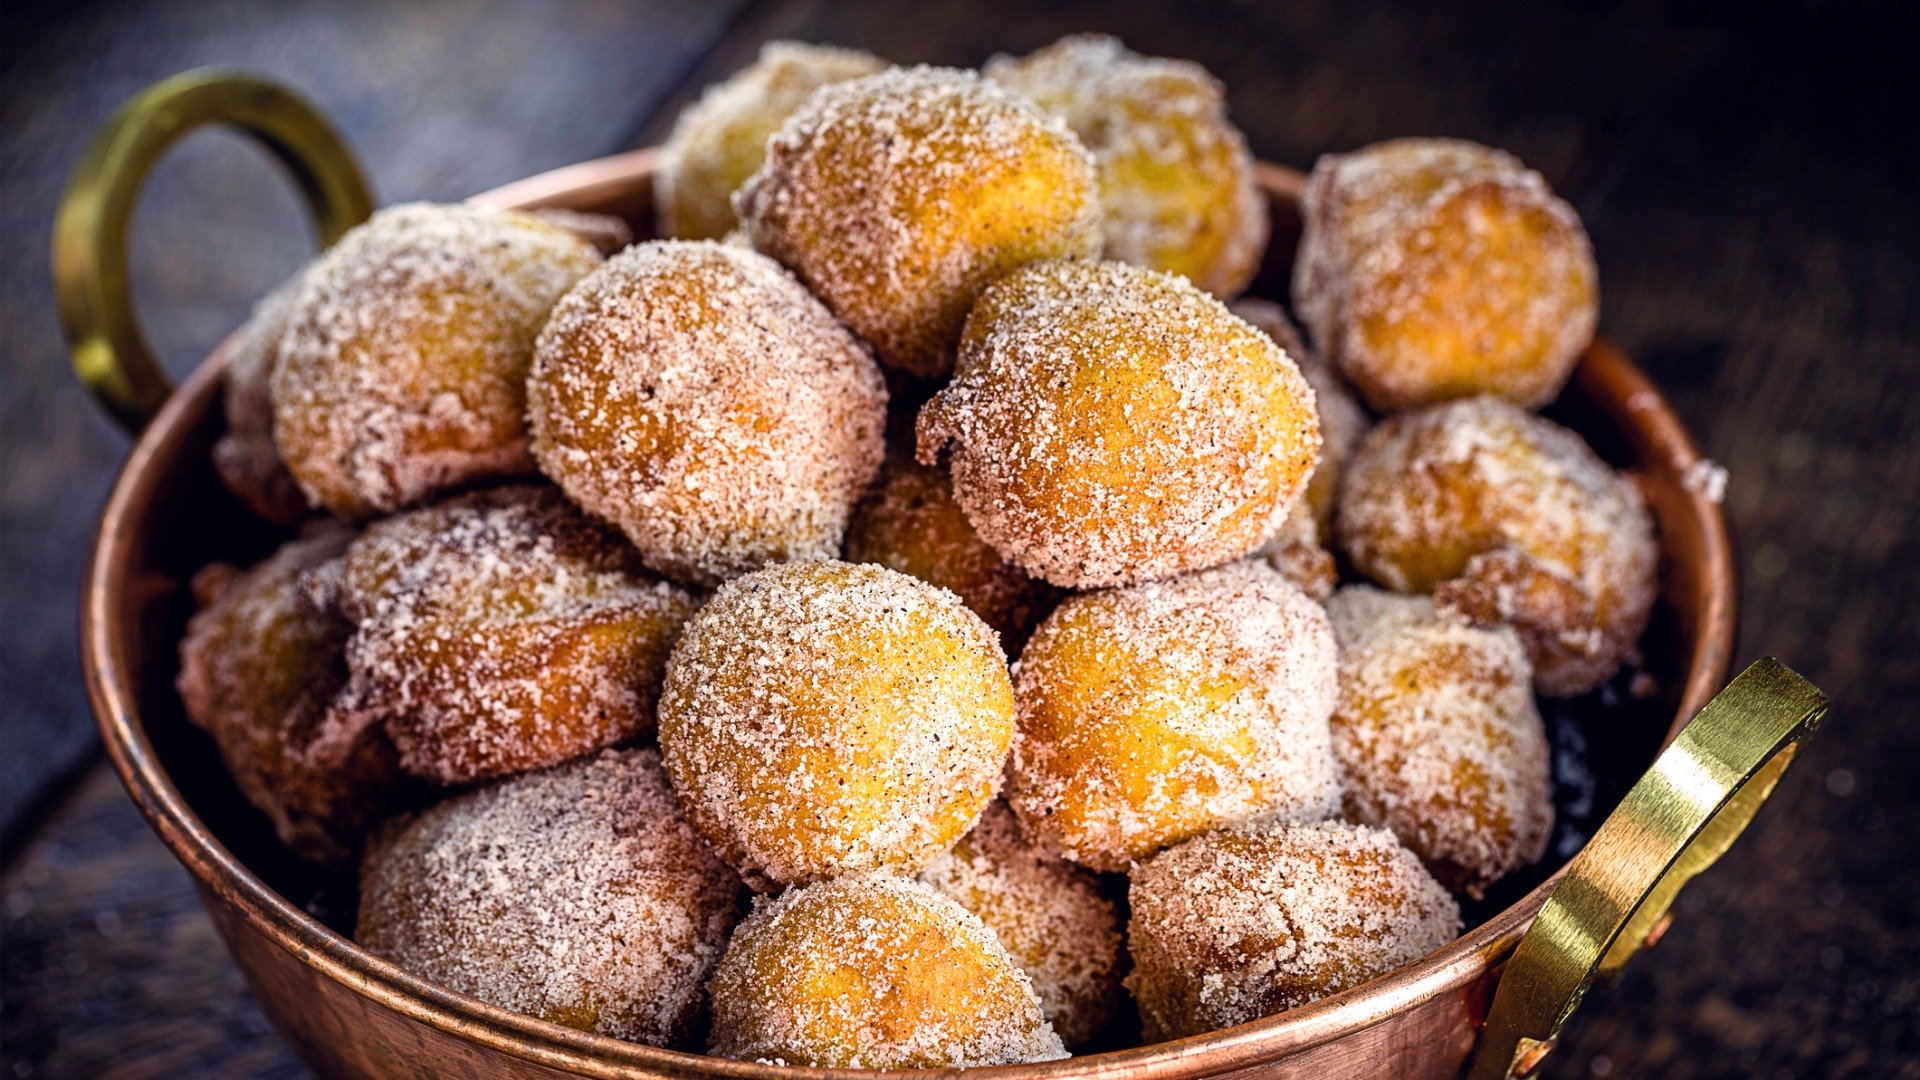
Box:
1681, 458, 1729, 503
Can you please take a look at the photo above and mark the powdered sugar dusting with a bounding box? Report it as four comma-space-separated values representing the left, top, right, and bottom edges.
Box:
322, 484, 700, 785
529, 240, 886, 586
987, 34, 1268, 297
707, 872, 1067, 1067
1126, 819, 1461, 1039
1325, 587, 1552, 897
736, 65, 1103, 375
920, 801, 1126, 1047
658, 560, 1014, 888
272, 202, 602, 518
357, 748, 743, 1046
1008, 561, 1341, 871
920, 259, 1322, 589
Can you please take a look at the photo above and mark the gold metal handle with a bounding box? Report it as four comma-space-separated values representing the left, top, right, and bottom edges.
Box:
1469, 657, 1828, 1079
53, 69, 374, 433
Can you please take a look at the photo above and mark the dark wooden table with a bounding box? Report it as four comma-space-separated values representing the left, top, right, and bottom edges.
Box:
3, 2, 1916, 1077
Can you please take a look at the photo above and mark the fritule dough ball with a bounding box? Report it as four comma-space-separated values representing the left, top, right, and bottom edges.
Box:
1337, 396, 1658, 696
707, 873, 1066, 1067
323, 485, 700, 785
176, 524, 403, 866
657, 41, 886, 240
213, 278, 311, 525
1126, 819, 1461, 1040
736, 66, 1102, 376
920, 260, 1321, 589
1253, 502, 1337, 602
844, 455, 1057, 643
987, 33, 1268, 298
358, 748, 743, 1046
272, 203, 603, 518
1232, 298, 1372, 539
1327, 587, 1553, 897
659, 561, 1015, 888
529, 241, 886, 585
1007, 562, 1340, 872
1293, 138, 1598, 411
921, 801, 1125, 1048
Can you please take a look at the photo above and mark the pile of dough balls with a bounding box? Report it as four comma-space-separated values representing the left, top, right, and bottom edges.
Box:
182, 31, 1669, 1068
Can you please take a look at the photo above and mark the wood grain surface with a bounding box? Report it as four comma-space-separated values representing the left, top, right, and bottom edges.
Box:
2, 1, 1915, 1078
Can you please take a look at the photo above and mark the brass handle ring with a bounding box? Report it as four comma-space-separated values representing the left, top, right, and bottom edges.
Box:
53, 69, 374, 433
1470, 657, 1829, 1079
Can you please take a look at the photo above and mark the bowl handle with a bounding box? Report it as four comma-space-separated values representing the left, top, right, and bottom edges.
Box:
1468, 657, 1828, 1079
52, 69, 373, 433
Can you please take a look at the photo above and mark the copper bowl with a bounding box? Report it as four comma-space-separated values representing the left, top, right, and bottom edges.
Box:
60, 72, 1826, 1080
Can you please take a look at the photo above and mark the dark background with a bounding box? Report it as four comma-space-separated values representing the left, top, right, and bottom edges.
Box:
2, 1, 1915, 1077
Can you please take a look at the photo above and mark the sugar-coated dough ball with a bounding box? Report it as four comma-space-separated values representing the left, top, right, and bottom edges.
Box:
213, 277, 311, 525
1252, 501, 1337, 602
1231, 297, 1372, 540
357, 748, 743, 1046
658, 560, 1015, 888
737, 66, 1102, 376
1326, 587, 1552, 897
1293, 138, 1598, 411
707, 873, 1067, 1067
657, 41, 887, 241
1336, 396, 1657, 695
987, 34, 1267, 297
844, 454, 1057, 643
1126, 819, 1461, 1040
322, 485, 700, 785
176, 524, 403, 866
529, 240, 886, 585
919, 260, 1321, 589
272, 203, 602, 518
920, 801, 1126, 1047
1007, 562, 1340, 872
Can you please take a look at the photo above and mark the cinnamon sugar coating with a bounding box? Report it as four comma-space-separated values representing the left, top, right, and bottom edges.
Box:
321, 485, 700, 785
919, 260, 1321, 589
1293, 138, 1598, 411
357, 748, 743, 1046
1126, 819, 1460, 1039
529, 240, 886, 585
176, 524, 403, 867
707, 873, 1066, 1067
271, 203, 602, 518
737, 66, 1102, 376
987, 34, 1268, 297
658, 561, 1015, 889
1336, 396, 1657, 695
1326, 587, 1553, 897
1007, 561, 1341, 872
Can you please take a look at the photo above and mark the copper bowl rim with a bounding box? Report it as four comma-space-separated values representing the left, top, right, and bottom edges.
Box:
80, 151, 1737, 1080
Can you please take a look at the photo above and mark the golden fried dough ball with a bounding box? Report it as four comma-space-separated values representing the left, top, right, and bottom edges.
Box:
529, 240, 886, 585
213, 278, 311, 525
844, 454, 1057, 644
659, 560, 1015, 888
1252, 501, 1337, 602
357, 748, 743, 1046
920, 801, 1125, 1047
271, 203, 602, 518
657, 41, 887, 240
1232, 297, 1372, 539
1126, 819, 1460, 1040
323, 485, 700, 785
1326, 587, 1552, 897
707, 873, 1067, 1067
736, 66, 1102, 376
987, 33, 1267, 297
1293, 138, 1598, 411
919, 260, 1320, 589
176, 524, 403, 866
1336, 396, 1657, 696
1007, 562, 1340, 872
